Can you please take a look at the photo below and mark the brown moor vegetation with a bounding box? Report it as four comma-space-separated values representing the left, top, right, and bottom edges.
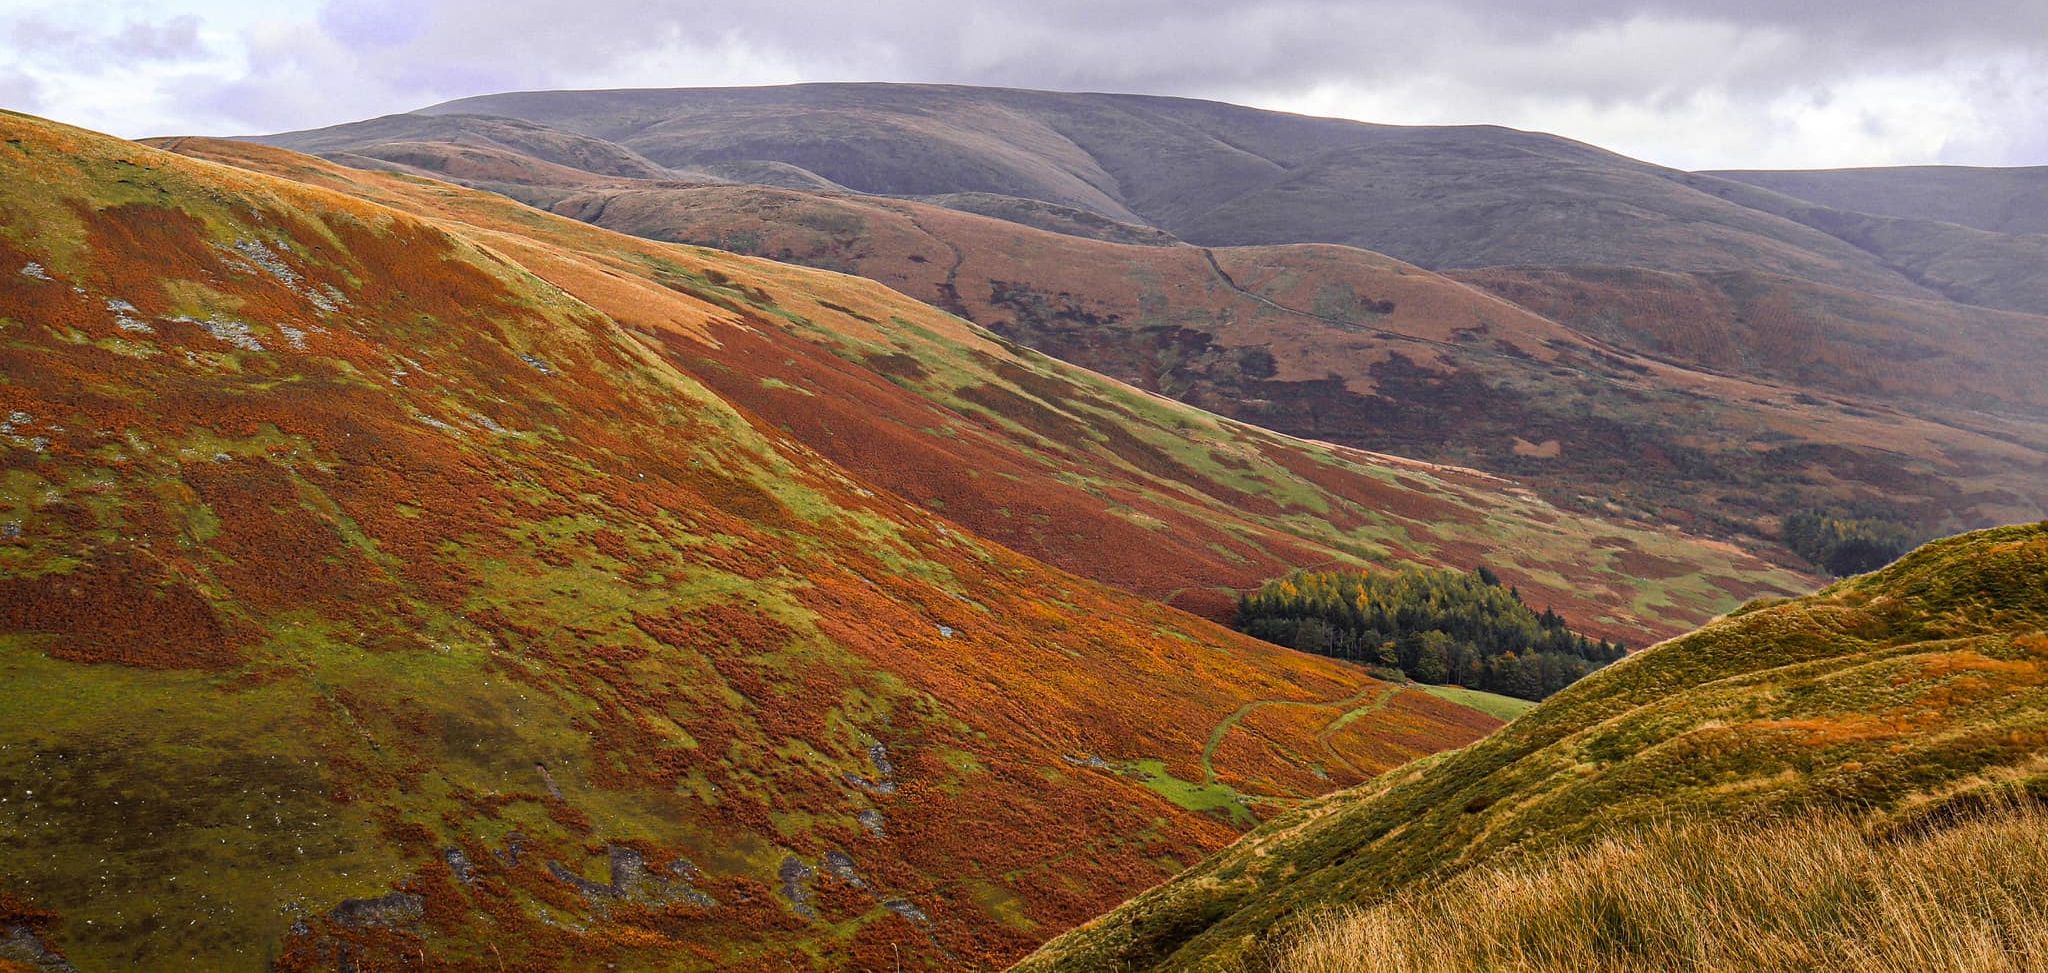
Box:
0, 110, 1808, 969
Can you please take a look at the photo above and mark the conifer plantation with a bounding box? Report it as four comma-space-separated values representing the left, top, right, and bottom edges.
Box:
1235, 567, 1624, 699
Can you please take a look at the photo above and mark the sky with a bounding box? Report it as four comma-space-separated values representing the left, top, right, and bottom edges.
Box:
1, 0, 2043, 171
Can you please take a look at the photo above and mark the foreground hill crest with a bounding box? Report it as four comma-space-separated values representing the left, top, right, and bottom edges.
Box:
1019, 521, 2048, 970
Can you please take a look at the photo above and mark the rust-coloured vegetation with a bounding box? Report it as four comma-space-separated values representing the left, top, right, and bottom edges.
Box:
0, 113, 1515, 970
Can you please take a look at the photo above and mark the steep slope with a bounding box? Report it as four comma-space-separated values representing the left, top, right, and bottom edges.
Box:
0, 111, 1516, 971
1710, 165, 2048, 236
1280, 808, 2048, 971
1017, 521, 2048, 971
522, 181, 2048, 543
162, 136, 1812, 643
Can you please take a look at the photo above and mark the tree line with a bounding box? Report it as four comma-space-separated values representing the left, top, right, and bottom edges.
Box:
1782, 511, 1915, 577
1234, 565, 1623, 701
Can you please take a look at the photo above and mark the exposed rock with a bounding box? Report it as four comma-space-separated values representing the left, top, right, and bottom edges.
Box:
882, 899, 931, 925
18, 262, 49, 281
175, 314, 265, 352
534, 762, 564, 800
778, 856, 818, 919
104, 298, 152, 334
443, 847, 475, 885
521, 354, 555, 375
857, 809, 886, 837
0, 923, 76, 973
868, 742, 896, 779
328, 891, 423, 930
665, 858, 717, 909
844, 741, 900, 794
822, 849, 867, 889
493, 832, 527, 867
233, 239, 300, 288
546, 860, 616, 900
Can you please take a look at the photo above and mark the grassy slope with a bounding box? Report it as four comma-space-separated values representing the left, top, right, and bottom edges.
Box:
0, 111, 1519, 970
1016, 521, 2048, 971
1281, 808, 2048, 972
1412, 685, 1536, 722
538, 181, 2048, 541
159, 138, 1814, 646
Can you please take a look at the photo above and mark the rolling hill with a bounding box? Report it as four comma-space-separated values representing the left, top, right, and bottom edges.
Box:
0, 110, 1810, 970
526, 181, 2048, 544
1015, 521, 2048, 971
264, 84, 1945, 301
1710, 165, 2048, 236
162, 134, 1809, 642
250, 84, 2048, 559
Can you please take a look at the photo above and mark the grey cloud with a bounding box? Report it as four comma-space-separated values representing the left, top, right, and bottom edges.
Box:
0, 66, 42, 110
107, 16, 203, 60
278, 0, 2043, 112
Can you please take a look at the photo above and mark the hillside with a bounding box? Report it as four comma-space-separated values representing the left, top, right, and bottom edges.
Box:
161, 135, 1811, 643
1017, 521, 2048, 971
524, 182, 2048, 542
0, 110, 1497, 971
1280, 808, 2048, 971
262, 83, 1945, 302
1710, 165, 2048, 236
0, 111, 1818, 970
251, 90, 2048, 551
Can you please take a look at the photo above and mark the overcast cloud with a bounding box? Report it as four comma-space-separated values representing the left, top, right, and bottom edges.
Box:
1, 0, 2042, 169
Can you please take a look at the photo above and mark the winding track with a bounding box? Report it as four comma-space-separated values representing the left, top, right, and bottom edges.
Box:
1201, 682, 1401, 787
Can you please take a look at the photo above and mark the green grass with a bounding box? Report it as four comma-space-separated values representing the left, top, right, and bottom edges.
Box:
1114, 759, 1256, 827
1414, 684, 1537, 722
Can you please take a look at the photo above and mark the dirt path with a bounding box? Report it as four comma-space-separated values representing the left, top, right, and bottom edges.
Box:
1314, 685, 1403, 778
1201, 682, 1398, 786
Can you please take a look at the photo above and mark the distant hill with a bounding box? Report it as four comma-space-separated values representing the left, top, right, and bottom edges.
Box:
250, 86, 2048, 560
1711, 165, 2048, 235
263, 83, 2010, 303
1017, 521, 2048, 971
524, 181, 2048, 544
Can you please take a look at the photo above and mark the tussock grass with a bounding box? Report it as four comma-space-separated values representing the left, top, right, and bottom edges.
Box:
1278, 806, 2048, 973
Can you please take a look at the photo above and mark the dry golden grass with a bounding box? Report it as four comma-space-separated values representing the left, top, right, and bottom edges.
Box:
1277, 806, 2048, 973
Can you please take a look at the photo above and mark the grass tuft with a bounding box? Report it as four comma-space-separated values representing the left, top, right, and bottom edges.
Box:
1279, 805, 2048, 973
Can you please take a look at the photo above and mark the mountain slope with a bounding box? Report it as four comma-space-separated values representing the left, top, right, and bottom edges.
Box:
252, 87, 2048, 549
1017, 521, 2048, 971
519, 181, 2048, 543
0, 110, 1514, 971
1710, 165, 2048, 236
262, 83, 1941, 300
162, 135, 1811, 643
